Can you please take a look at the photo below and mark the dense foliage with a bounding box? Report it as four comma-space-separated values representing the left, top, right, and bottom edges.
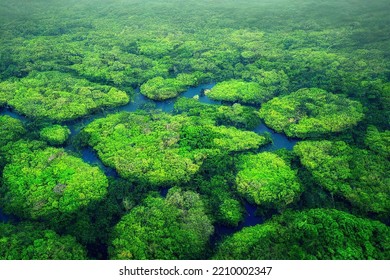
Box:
205, 80, 265, 104
205, 70, 288, 104
109, 188, 213, 259
82, 111, 269, 187
214, 209, 390, 260
1, 147, 108, 220
140, 73, 203, 100
236, 152, 302, 210
0, 0, 388, 260
0, 71, 129, 121
294, 141, 390, 217
0, 222, 87, 260
259, 88, 364, 138
365, 126, 390, 158
174, 97, 261, 129
0, 115, 25, 147
39, 124, 70, 145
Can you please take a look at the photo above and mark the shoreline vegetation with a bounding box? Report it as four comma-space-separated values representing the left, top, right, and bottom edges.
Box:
0, 0, 389, 260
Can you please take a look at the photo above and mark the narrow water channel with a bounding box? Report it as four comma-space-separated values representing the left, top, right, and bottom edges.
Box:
0, 84, 299, 239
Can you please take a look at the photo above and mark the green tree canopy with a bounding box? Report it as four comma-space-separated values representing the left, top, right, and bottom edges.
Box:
236, 152, 302, 210
39, 124, 71, 146
174, 97, 261, 129
140, 76, 188, 100
82, 111, 269, 187
0, 115, 26, 147
109, 188, 213, 260
205, 80, 270, 104
140, 73, 202, 100
0, 117, 27, 167
1, 147, 108, 220
0, 222, 87, 260
365, 126, 390, 158
214, 209, 390, 260
294, 140, 390, 216
259, 88, 364, 138
0, 71, 129, 121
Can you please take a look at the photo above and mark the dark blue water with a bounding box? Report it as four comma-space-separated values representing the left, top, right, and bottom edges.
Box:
81, 147, 118, 177
0, 84, 298, 231
0, 107, 27, 122
212, 201, 264, 243
0, 209, 9, 223
118, 83, 219, 113
66, 83, 218, 135
160, 187, 170, 198
254, 122, 298, 151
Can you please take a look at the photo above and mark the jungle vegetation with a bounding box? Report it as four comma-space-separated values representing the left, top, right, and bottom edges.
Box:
0, 0, 389, 260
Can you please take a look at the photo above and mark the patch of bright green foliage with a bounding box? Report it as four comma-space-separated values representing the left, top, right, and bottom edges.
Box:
174, 97, 261, 129
1, 147, 108, 220
82, 111, 269, 187
0, 222, 87, 260
294, 141, 390, 216
109, 188, 213, 260
259, 88, 364, 138
0, 116, 26, 167
0, 115, 26, 147
205, 80, 264, 104
140, 72, 204, 100
39, 125, 71, 146
206, 70, 289, 104
0, 71, 129, 121
236, 152, 302, 210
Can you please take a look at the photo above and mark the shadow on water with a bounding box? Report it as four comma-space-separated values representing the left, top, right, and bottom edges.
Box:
212, 201, 264, 245
0, 209, 9, 223
0, 208, 20, 223
160, 187, 170, 198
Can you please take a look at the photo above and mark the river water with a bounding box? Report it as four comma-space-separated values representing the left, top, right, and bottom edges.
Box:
0, 84, 298, 240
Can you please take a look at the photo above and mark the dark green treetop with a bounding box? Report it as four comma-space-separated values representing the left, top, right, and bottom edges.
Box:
364, 126, 390, 158
214, 208, 390, 260
294, 140, 390, 216
109, 188, 213, 260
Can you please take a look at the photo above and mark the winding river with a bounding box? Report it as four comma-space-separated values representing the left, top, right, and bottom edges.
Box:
0, 84, 298, 241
